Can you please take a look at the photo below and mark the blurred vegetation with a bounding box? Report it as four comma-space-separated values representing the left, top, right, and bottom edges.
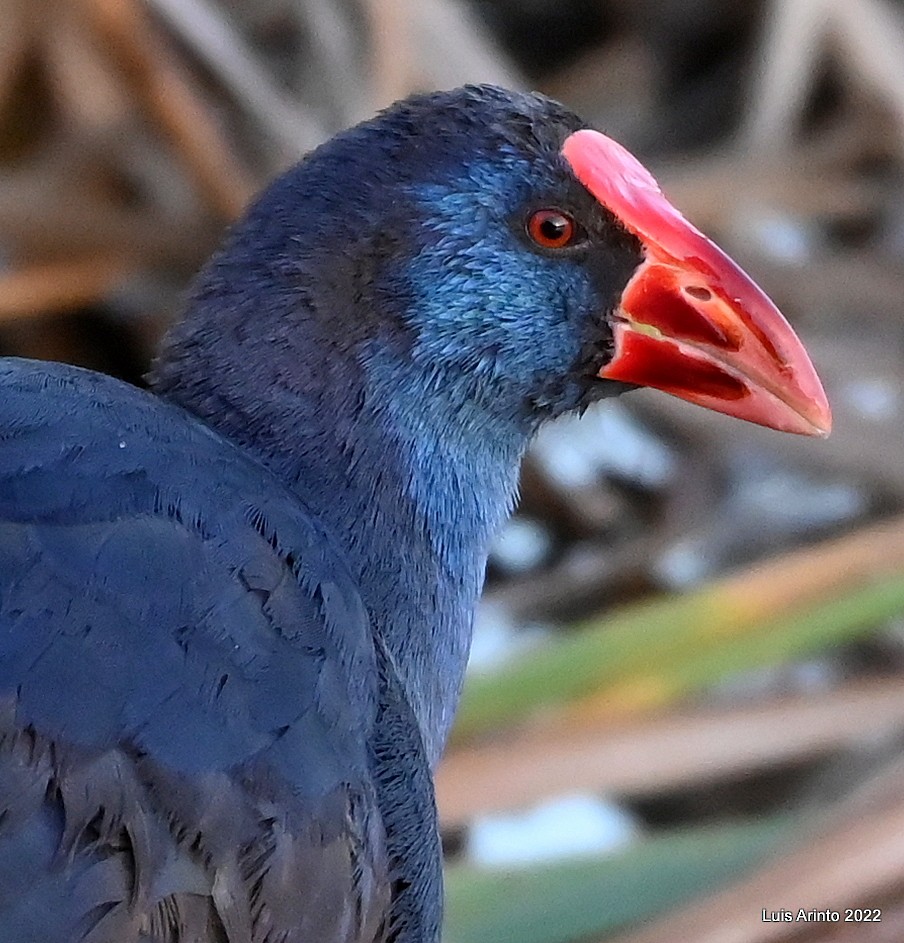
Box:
3, 1, 904, 941
445, 815, 794, 943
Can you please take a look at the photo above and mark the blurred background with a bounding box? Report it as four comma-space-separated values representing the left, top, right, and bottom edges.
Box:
3, 0, 904, 940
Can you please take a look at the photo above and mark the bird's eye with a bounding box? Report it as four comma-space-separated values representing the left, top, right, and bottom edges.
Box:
527, 209, 579, 249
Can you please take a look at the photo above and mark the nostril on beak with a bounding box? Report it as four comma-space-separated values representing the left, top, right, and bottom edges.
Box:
684, 285, 712, 302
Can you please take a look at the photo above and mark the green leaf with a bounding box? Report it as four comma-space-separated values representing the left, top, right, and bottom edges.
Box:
455, 574, 904, 740
444, 816, 794, 943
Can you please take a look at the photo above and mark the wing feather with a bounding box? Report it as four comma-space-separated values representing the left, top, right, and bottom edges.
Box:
0, 360, 407, 942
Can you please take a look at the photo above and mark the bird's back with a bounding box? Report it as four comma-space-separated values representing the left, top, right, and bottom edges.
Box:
0, 359, 437, 942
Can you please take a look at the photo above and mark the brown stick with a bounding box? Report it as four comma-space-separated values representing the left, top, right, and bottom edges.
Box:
711, 514, 904, 622
605, 757, 904, 943
76, 0, 257, 219
0, 0, 31, 116
43, 6, 132, 131
0, 174, 217, 267
0, 257, 129, 322
436, 678, 904, 828
144, 0, 325, 157
361, 0, 413, 111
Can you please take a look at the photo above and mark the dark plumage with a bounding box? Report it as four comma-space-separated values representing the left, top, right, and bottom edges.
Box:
0, 85, 828, 942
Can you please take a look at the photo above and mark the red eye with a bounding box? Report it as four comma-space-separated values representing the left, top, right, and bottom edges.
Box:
527, 209, 578, 249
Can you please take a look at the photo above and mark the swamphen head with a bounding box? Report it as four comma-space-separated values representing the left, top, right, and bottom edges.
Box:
158, 85, 829, 447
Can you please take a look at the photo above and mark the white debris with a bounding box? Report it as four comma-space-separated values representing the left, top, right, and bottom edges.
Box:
467, 794, 640, 868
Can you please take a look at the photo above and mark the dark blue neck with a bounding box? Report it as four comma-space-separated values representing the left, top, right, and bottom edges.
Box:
156, 327, 526, 765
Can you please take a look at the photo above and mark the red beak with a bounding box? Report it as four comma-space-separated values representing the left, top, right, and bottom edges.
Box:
561, 130, 831, 437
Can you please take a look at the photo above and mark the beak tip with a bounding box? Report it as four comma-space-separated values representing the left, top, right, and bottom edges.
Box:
790, 397, 832, 438
804, 421, 832, 439
799, 379, 833, 438
811, 411, 833, 439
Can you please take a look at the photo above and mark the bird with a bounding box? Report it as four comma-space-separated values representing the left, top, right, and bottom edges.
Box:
0, 85, 830, 942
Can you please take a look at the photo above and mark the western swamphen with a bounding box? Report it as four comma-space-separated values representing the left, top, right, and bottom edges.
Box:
0, 86, 829, 942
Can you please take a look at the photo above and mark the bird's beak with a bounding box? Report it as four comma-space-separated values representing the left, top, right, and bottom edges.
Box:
561, 129, 831, 437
